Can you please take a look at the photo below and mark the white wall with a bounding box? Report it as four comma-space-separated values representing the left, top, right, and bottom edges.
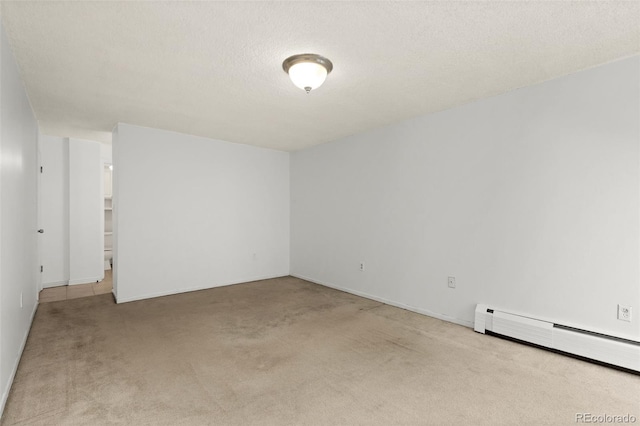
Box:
113, 123, 290, 303
291, 56, 640, 341
0, 21, 39, 416
39, 135, 69, 287
68, 138, 103, 285
100, 142, 112, 164
112, 128, 120, 298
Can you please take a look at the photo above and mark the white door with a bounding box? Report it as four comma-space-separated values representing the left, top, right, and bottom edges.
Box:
39, 136, 69, 288
37, 135, 43, 292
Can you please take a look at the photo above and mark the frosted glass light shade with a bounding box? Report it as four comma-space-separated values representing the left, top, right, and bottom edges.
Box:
288, 62, 328, 93
282, 54, 333, 94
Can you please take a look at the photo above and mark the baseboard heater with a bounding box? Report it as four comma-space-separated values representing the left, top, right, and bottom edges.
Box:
474, 304, 640, 373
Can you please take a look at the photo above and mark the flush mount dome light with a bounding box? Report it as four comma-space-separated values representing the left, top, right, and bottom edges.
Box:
282, 53, 333, 94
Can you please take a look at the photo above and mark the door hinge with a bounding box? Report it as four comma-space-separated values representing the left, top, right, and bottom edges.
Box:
40, 166, 43, 173
40, 265, 43, 273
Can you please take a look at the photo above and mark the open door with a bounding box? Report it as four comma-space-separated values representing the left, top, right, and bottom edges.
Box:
36, 132, 43, 294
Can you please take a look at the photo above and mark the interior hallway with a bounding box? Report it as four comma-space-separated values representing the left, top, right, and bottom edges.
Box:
39, 270, 113, 303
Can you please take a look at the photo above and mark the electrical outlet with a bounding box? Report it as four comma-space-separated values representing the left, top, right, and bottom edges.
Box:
618, 305, 631, 322
359, 262, 365, 272
447, 276, 456, 288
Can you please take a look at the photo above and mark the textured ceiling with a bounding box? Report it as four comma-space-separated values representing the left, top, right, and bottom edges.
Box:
1, 1, 639, 151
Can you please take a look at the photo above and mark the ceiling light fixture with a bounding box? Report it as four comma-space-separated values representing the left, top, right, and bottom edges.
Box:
282, 54, 333, 94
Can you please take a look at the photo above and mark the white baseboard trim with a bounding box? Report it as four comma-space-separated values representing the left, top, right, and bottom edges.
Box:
42, 280, 68, 288
291, 273, 474, 329
1, 300, 38, 418
115, 273, 290, 304
68, 276, 100, 286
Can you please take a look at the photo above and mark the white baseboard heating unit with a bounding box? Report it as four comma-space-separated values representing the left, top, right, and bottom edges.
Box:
474, 304, 640, 373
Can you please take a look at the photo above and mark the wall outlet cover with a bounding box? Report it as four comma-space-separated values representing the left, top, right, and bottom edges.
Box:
447, 276, 456, 288
617, 305, 631, 322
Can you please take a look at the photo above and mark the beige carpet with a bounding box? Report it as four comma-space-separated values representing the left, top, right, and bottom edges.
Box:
2, 276, 638, 425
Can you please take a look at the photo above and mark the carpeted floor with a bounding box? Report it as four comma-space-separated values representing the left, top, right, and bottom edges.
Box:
2, 276, 638, 425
